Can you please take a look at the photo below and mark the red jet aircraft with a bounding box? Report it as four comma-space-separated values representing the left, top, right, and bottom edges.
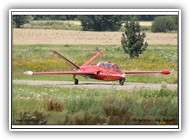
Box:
24, 50, 170, 85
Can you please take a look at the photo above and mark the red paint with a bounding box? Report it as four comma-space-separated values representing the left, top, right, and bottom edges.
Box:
161, 70, 171, 75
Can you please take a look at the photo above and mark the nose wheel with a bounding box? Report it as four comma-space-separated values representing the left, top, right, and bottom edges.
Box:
73, 74, 79, 85
119, 78, 125, 85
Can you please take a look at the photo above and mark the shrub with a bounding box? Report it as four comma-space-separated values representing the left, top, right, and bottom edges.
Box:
46, 99, 63, 112
151, 16, 178, 32
13, 15, 33, 28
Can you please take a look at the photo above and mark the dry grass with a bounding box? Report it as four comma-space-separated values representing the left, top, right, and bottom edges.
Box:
139, 21, 152, 26
63, 20, 81, 25
13, 29, 177, 45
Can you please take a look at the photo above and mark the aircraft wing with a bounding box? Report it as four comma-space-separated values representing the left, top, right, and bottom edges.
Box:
123, 70, 170, 75
24, 70, 98, 76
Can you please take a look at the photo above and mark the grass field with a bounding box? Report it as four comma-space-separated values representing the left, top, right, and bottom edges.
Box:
12, 44, 178, 84
12, 84, 178, 125
11, 27, 179, 126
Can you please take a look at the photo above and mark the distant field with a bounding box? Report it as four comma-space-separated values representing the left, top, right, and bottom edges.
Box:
139, 21, 152, 26
22, 20, 82, 30
13, 29, 177, 45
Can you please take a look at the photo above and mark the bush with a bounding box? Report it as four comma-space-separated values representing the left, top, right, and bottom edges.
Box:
13, 15, 33, 28
151, 16, 178, 32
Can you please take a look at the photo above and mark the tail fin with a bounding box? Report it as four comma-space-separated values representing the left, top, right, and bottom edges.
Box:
82, 50, 104, 66
53, 50, 80, 69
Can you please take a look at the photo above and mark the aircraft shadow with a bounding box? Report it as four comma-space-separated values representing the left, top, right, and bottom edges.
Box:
79, 83, 116, 85
58, 82, 119, 86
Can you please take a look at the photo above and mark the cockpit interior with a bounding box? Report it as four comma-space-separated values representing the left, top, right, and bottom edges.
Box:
97, 62, 121, 72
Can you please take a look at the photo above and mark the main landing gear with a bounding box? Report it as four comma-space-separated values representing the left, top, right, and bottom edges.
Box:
73, 74, 79, 85
74, 79, 78, 85
119, 78, 125, 85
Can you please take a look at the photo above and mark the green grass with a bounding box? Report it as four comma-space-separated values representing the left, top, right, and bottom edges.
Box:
12, 44, 178, 83
12, 84, 178, 125
11, 43, 179, 125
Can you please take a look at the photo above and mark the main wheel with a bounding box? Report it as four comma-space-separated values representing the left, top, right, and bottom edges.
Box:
119, 78, 125, 85
74, 79, 79, 85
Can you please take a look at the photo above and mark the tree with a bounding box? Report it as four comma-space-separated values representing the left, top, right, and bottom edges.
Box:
137, 15, 157, 21
151, 16, 178, 32
121, 20, 148, 58
79, 15, 122, 31
13, 15, 33, 28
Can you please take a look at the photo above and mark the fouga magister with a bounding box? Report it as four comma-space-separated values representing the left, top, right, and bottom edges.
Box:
24, 50, 170, 85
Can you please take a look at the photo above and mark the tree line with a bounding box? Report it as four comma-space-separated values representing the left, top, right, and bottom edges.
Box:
13, 15, 178, 33
12, 15, 158, 29
15, 15, 156, 21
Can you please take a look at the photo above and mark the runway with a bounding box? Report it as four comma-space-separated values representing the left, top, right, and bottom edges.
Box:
13, 80, 177, 91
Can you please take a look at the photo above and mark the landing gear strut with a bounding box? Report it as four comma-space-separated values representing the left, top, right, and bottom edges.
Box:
119, 78, 125, 85
73, 74, 79, 85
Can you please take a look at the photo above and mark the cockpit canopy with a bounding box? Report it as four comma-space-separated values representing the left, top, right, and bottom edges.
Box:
97, 62, 121, 72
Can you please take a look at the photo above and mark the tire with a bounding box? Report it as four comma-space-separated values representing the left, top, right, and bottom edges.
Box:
74, 79, 79, 85
119, 79, 125, 85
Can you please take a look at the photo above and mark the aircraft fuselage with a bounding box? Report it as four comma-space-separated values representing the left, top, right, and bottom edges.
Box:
79, 62, 125, 81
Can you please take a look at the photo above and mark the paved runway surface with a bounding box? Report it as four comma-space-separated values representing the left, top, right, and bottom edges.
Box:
13, 80, 177, 91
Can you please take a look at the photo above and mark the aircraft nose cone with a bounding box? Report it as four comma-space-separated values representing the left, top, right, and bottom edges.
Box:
24, 71, 33, 75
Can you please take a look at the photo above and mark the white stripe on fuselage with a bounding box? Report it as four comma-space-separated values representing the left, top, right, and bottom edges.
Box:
111, 73, 125, 78
100, 72, 125, 78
